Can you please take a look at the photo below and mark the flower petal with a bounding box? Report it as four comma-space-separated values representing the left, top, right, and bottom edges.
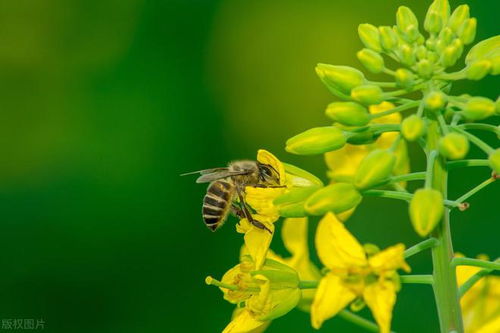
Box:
315, 212, 367, 269
311, 273, 356, 329
244, 220, 275, 269
223, 309, 269, 333
369, 243, 410, 274
257, 149, 286, 185
363, 280, 397, 333
325, 144, 370, 183
245, 186, 284, 219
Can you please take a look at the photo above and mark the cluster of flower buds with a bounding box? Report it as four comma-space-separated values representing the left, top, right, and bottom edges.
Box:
282, 0, 499, 237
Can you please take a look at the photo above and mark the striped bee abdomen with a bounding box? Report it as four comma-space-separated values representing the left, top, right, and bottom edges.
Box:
203, 180, 234, 231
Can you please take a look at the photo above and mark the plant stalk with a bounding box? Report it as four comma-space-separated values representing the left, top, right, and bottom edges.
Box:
427, 120, 464, 333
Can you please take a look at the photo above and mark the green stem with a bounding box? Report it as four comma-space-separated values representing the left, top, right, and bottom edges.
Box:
451, 257, 500, 271
298, 280, 318, 289
458, 259, 500, 297
458, 123, 500, 136
392, 172, 426, 183
425, 150, 439, 189
427, 119, 464, 333
447, 159, 490, 169
400, 275, 434, 285
338, 310, 385, 333
454, 177, 496, 204
437, 113, 449, 135
449, 126, 495, 154
404, 238, 439, 258
362, 190, 461, 208
370, 101, 420, 119
434, 70, 466, 81
367, 80, 397, 88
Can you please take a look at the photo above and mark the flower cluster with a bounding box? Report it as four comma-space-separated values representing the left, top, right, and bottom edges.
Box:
202, 0, 499, 332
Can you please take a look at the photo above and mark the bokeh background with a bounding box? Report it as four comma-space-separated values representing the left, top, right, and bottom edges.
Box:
0, 0, 498, 332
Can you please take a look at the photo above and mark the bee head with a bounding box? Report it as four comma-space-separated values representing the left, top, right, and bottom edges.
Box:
257, 163, 281, 185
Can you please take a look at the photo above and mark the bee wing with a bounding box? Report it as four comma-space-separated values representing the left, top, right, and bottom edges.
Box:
195, 170, 249, 183
180, 167, 228, 177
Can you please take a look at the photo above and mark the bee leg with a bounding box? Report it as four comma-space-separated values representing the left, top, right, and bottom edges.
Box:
230, 203, 245, 219
250, 184, 286, 188
235, 188, 273, 234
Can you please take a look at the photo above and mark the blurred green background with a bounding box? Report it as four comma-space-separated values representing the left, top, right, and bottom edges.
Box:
0, 0, 498, 332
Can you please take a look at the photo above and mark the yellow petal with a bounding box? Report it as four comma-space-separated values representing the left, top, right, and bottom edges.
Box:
476, 315, 500, 333
369, 101, 401, 125
337, 207, 355, 222
325, 144, 370, 183
257, 149, 286, 185
311, 273, 356, 329
369, 243, 410, 274
315, 212, 367, 269
244, 220, 275, 269
245, 186, 284, 219
223, 309, 268, 333
363, 280, 397, 333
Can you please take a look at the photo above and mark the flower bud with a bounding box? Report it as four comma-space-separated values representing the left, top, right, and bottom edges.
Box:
416, 45, 427, 60
426, 37, 437, 51
396, 6, 419, 42
439, 132, 469, 160
379, 26, 398, 50
439, 27, 454, 46
462, 97, 496, 120
315, 64, 365, 94
409, 188, 444, 237
351, 85, 384, 106
466, 60, 492, 80
326, 102, 370, 126
286, 127, 346, 155
496, 97, 500, 115
283, 163, 324, 187
416, 59, 434, 78
465, 36, 500, 75
357, 48, 384, 73
346, 129, 380, 145
354, 149, 396, 190
489, 148, 500, 174
448, 5, 469, 33
424, 0, 450, 33
424, 91, 447, 110
304, 183, 362, 215
458, 18, 476, 45
399, 44, 416, 66
401, 115, 425, 141
441, 45, 460, 67
358, 23, 382, 52
395, 68, 415, 88
274, 186, 321, 218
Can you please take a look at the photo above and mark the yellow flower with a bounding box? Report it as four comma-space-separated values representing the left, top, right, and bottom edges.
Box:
455, 253, 500, 333
311, 213, 410, 332
325, 101, 410, 187
234, 150, 287, 269
213, 256, 301, 333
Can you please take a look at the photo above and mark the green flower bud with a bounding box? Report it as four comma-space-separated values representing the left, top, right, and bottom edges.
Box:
426, 37, 437, 51
489, 148, 500, 174
496, 97, 500, 115
351, 85, 384, 106
379, 26, 398, 50
416, 59, 434, 78
395, 68, 415, 88
439, 132, 469, 160
326, 102, 370, 126
416, 45, 427, 60
358, 23, 382, 52
424, 0, 450, 34
286, 126, 347, 155
409, 188, 444, 237
315, 64, 366, 94
305, 183, 362, 215
397, 6, 419, 42
448, 5, 469, 33
354, 149, 396, 190
439, 27, 454, 46
283, 163, 324, 187
462, 97, 496, 120
458, 18, 477, 45
346, 129, 380, 145
466, 60, 492, 80
274, 186, 321, 218
427, 51, 439, 64
424, 91, 447, 110
400, 44, 416, 66
440, 45, 460, 67
465, 36, 500, 75
357, 48, 384, 73
401, 115, 426, 141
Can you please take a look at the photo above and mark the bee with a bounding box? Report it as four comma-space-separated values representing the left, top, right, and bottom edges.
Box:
183, 160, 284, 233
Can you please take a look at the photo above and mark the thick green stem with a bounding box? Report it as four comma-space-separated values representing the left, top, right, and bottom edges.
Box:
427, 120, 464, 333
